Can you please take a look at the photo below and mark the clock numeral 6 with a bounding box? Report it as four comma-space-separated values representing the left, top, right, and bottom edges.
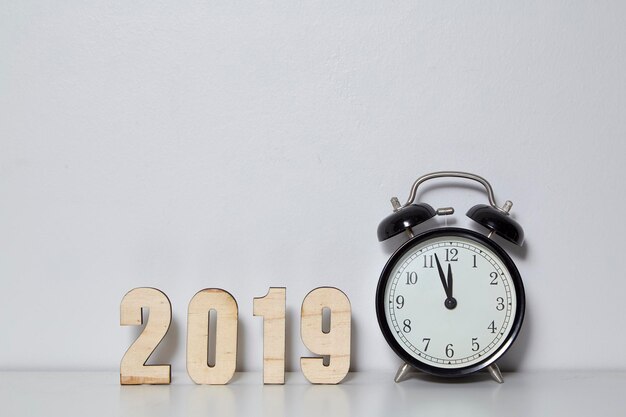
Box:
121, 286, 351, 385
445, 343, 454, 358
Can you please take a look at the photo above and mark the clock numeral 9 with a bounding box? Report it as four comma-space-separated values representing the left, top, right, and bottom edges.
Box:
405, 272, 418, 285
490, 272, 499, 285
395, 295, 405, 309
403, 319, 412, 333
472, 337, 479, 352
496, 297, 505, 311
445, 344, 454, 358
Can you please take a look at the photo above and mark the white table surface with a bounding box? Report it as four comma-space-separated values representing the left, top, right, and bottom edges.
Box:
1, 371, 624, 417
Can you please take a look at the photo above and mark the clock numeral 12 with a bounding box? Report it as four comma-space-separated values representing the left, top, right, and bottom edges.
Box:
445, 248, 458, 262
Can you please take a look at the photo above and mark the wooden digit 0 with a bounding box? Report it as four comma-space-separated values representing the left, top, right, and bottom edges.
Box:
300, 287, 351, 384
187, 288, 238, 385
120, 287, 172, 385
253, 287, 286, 384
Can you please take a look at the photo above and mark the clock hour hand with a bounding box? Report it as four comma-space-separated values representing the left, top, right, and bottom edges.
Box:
434, 253, 450, 297
434, 253, 457, 310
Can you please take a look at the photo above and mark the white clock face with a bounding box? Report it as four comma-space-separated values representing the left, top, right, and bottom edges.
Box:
383, 234, 518, 369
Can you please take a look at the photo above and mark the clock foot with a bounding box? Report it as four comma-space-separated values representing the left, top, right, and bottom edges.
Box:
394, 362, 415, 383
486, 363, 504, 383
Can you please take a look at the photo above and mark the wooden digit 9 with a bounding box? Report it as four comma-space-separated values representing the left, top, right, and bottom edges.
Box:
300, 287, 351, 384
187, 288, 238, 385
120, 287, 172, 385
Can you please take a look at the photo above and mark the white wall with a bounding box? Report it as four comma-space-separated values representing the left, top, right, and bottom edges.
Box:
1, 0, 625, 372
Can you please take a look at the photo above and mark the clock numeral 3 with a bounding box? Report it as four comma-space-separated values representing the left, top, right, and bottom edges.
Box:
496, 297, 505, 311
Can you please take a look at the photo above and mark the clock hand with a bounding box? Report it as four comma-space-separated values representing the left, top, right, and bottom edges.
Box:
445, 262, 457, 310
434, 253, 450, 298
434, 253, 457, 310
447, 263, 453, 298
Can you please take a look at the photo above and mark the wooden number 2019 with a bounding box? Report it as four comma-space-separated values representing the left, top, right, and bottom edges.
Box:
120, 286, 350, 385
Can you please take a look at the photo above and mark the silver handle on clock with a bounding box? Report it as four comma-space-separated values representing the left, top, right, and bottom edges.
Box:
402, 171, 513, 214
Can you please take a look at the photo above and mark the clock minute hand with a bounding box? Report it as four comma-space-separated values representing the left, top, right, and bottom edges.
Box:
434, 253, 450, 298
447, 262, 453, 298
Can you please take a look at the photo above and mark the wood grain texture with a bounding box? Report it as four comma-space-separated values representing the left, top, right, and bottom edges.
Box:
253, 287, 286, 384
187, 288, 238, 385
300, 287, 351, 384
120, 287, 172, 385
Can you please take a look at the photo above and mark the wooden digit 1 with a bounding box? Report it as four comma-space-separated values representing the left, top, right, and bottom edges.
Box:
253, 287, 286, 384
120, 287, 172, 385
187, 288, 238, 385
300, 287, 351, 384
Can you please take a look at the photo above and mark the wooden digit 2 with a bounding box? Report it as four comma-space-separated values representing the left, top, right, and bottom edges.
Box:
300, 287, 351, 384
253, 287, 286, 384
187, 288, 238, 385
120, 287, 172, 385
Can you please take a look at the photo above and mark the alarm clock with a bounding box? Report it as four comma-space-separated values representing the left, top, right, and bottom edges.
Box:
375, 172, 525, 383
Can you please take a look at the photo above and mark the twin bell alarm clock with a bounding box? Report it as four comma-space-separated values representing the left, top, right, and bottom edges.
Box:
375, 172, 525, 383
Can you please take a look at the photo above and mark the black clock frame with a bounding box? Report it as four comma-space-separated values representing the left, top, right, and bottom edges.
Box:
375, 227, 525, 377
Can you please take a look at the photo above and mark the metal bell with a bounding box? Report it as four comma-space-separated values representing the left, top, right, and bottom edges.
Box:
377, 203, 436, 242
466, 204, 524, 245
